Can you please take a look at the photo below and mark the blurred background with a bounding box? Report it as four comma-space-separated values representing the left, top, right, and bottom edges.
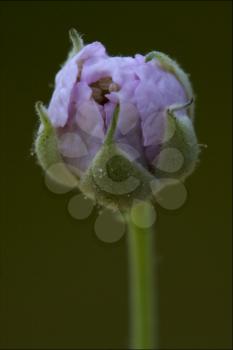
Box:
0, 1, 232, 349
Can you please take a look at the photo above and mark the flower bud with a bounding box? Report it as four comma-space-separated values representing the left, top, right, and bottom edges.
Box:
35, 30, 199, 209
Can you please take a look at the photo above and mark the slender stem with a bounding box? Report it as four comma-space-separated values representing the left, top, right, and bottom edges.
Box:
126, 208, 158, 349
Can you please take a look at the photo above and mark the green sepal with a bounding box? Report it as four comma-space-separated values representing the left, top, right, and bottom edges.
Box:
68, 28, 84, 59
153, 108, 200, 180
79, 106, 154, 210
35, 102, 79, 189
145, 51, 194, 119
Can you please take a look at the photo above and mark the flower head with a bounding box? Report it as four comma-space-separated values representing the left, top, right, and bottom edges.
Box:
35, 30, 199, 209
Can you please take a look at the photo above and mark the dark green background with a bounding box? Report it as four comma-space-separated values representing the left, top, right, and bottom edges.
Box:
0, 1, 232, 349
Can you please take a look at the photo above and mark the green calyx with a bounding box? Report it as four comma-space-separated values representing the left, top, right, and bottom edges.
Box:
34, 102, 199, 209
35, 102, 78, 190
79, 106, 154, 210
145, 51, 194, 119
68, 28, 84, 59
152, 104, 200, 180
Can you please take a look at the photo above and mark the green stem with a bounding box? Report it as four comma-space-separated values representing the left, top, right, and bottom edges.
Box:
126, 208, 158, 349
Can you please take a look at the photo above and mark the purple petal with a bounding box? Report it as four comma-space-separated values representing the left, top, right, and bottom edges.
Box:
48, 55, 79, 127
